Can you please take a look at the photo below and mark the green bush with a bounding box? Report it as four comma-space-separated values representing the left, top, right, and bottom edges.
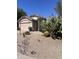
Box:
50, 31, 62, 40
44, 31, 50, 37
52, 17, 62, 39
41, 29, 47, 33
42, 17, 62, 39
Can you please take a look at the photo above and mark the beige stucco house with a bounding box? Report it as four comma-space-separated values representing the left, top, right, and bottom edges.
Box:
18, 16, 38, 33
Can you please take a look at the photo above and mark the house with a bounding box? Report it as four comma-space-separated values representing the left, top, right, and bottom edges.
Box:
18, 16, 46, 33
18, 16, 39, 33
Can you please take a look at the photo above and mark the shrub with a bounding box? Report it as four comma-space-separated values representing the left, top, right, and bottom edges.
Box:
51, 35, 56, 40
44, 31, 50, 37
42, 17, 62, 39
28, 27, 32, 31
24, 31, 30, 35
41, 29, 47, 33
52, 18, 62, 39
55, 31, 62, 39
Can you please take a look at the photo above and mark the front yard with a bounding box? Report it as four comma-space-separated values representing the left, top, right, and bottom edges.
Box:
17, 31, 62, 59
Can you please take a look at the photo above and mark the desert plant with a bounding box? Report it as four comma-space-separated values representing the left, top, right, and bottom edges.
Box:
50, 17, 62, 39
42, 17, 62, 39
23, 31, 30, 37
41, 29, 47, 33
44, 31, 50, 37
24, 31, 30, 35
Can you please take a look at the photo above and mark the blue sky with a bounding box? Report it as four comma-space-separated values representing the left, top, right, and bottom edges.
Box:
17, 0, 59, 17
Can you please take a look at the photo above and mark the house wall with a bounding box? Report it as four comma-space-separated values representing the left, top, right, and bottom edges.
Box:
19, 19, 32, 33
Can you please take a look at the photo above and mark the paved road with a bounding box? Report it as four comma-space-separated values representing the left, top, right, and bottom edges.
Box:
17, 31, 62, 59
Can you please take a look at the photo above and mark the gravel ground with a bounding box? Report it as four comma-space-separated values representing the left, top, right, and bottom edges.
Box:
17, 31, 62, 59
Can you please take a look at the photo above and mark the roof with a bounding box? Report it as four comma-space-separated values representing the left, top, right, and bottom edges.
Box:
18, 16, 32, 22
18, 16, 40, 23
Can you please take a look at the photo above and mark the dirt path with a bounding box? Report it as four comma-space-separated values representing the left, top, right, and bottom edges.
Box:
17, 31, 62, 59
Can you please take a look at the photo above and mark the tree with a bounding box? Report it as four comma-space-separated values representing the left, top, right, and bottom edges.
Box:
17, 8, 27, 21
30, 14, 38, 17
54, 0, 62, 17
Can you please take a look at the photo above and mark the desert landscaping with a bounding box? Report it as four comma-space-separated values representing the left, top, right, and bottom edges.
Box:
17, 0, 62, 59
17, 31, 62, 59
